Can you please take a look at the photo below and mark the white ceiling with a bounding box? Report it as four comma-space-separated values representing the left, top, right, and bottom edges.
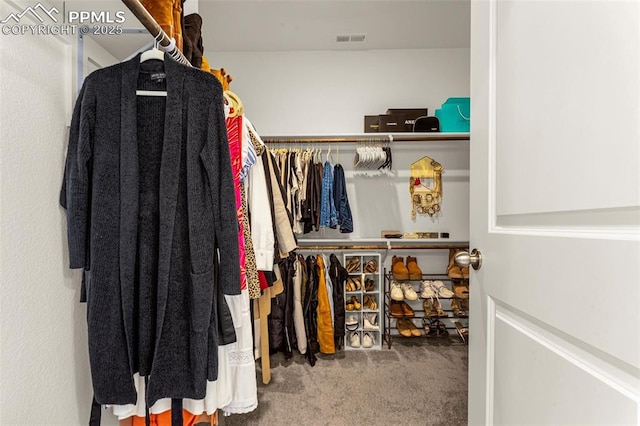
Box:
85, 0, 469, 61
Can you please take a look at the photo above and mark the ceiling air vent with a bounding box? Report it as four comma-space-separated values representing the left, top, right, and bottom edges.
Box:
336, 34, 367, 43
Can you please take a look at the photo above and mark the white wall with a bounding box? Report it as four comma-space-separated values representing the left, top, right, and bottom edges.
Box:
0, 3, 118, 421
207, 48, 471, 241
206, 48, 470, 134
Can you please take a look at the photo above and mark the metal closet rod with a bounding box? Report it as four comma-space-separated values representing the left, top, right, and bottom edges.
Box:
262, 133, 470, 144
296, 243, 470, 250
120, 0, 192, 66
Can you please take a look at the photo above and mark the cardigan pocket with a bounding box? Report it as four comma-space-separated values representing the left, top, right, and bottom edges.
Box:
190, 268, 215, 333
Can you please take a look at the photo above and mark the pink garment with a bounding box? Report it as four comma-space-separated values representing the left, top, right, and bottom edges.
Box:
226, 115, 247, 290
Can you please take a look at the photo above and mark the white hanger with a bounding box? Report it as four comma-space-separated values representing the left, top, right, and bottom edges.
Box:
138, 32, 168, 97
141, 32, 165, 62
140, 46, 164, 62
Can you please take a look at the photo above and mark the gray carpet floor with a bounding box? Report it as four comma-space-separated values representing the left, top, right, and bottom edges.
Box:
220, 339, 468, 426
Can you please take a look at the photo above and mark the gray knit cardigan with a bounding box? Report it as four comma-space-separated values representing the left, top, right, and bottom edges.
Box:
60, 53, 241, 406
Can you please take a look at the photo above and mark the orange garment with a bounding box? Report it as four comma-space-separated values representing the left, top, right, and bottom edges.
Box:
315, 255, 335, 354
200, 55, 211, 72
199, 56, 233, 91
128, 410, 216, 426
140, 0, 184, 51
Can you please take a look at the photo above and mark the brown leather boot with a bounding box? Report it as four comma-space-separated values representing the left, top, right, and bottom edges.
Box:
406, 256, 422, 280
392, 256, 409, 281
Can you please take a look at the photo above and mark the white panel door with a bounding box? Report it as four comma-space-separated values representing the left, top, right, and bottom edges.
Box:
469, 1, 640, 425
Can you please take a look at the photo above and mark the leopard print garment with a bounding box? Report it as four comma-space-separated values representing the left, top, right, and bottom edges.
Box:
248, 129, 265, 155
241, 182, 262, 299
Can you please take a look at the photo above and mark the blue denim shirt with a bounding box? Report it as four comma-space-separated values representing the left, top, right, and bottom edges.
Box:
320, 161, 338, 228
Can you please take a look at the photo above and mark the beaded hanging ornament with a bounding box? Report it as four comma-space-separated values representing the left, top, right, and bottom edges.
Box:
409, 156, 443, 220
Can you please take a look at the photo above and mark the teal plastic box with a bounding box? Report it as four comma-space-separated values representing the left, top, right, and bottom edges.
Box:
435, 97, 470, 132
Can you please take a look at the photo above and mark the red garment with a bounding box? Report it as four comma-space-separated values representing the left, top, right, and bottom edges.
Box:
225, 115, 247, 291
258, 271, 269, 291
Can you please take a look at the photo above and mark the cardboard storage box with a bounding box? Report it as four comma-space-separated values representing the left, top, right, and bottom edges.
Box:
364, 115, 380, 133
386, 108, 428, 131
378, 114, 406, 132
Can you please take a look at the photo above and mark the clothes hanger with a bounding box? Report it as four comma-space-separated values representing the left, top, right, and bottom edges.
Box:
137, 32, 168, 97
140, 32, 165, 63
226, 90, 244, 116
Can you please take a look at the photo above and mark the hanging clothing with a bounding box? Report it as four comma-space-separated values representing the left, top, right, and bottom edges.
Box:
320, 254, 335, 325
247, 155, 275, 271
221, 289, 258, 415
110, 254, 235, 419
301, 156, 316, 234
315, 255, 335, 354
303, 255, 319, 365
314, 162, 324, 231
130, 410, 216, 426
268, 259, 295, 358
60, 54, 240, 406
263, 151, 297, 256
332, 164, 354, 233
292, 257, 308, 354
226, 114, 248, 292
319, 161, 338, 229
329, 254, 348, 350
240, 184, 262, 300
223, 112, 258, 414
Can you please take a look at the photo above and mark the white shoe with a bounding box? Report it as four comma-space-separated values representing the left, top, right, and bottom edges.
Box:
390, 280, 404, 301
420, 281, 436, 299
350, 332, 361, 348
401, 283, 418, 301
363, 313, 379, 330
362, 332, 374, 348
346, 314, 359, 331
430, 280, 454, 298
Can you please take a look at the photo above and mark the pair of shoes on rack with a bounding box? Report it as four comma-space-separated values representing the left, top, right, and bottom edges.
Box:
364, 259, 378, 273
363, 313, 379, 330
397, 318, 422, 337
451, 298, 469, 318
346, 314, 359, 331
447, 249, 470, 279
390, 280, 418, 301
349, 332, 374, 348
423, 318, 449, 337
346, 277, 361, 292
346, 296, 361, 311
346, 257, 360, 273
363, 295, 378, 311
390, 300, 415, 318
454, 321, 469, 343
423, 298, 448, 318
423, 280, 454, 298
349, 332, 360, 348
392, 256, 423, 281
453, 282, 469, 299
419, 281, 436, 299
364, 278, 375, 292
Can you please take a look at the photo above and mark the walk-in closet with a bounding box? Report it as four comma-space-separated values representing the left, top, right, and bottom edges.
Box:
1, 1, 638, 425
